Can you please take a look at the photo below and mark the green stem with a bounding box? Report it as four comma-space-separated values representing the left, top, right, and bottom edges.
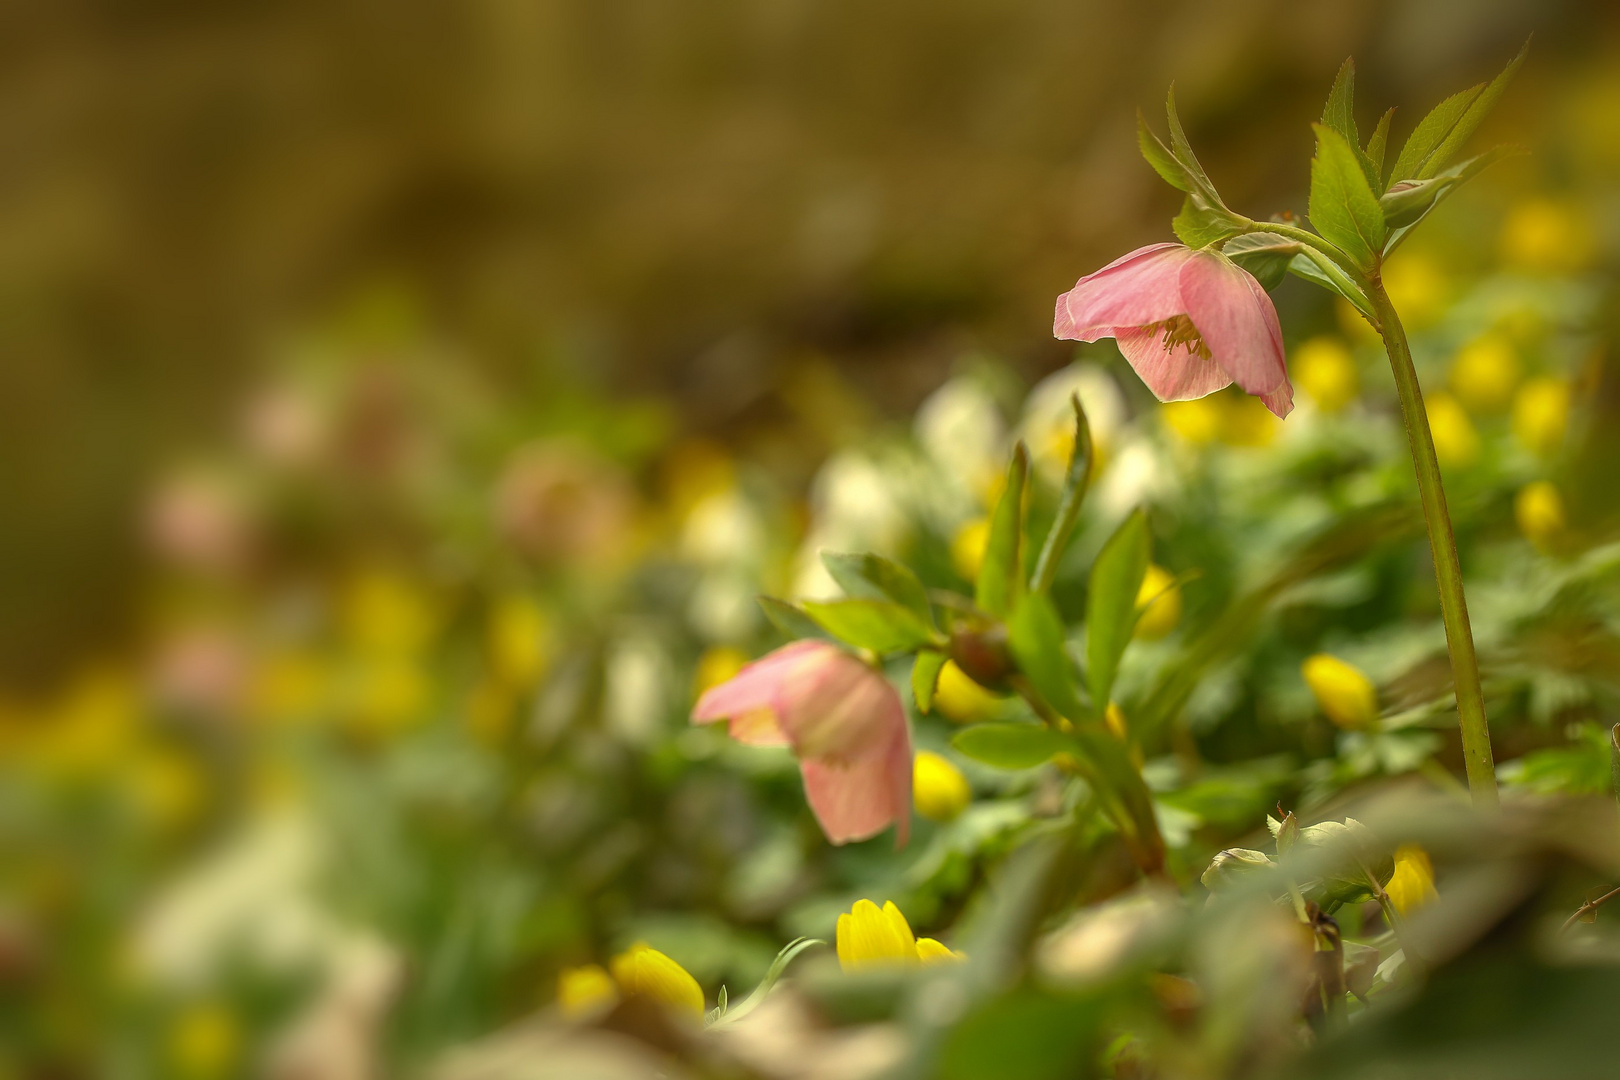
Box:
1366, 282, 1498, 810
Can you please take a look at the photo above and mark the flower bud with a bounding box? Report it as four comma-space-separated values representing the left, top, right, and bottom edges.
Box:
913, 751, 971, 822
932, 660, 1006, 723
1385, 845, 1438, 916
1134, 564, 1182, 639
916, 937, 967, 964
836, 899, 917, 970
1302, 654, 1379, 730
1201, 848, 1274, 891
610, 944, 704, 1019
1515, 481, 1565, 552
947, 626, 1015, 693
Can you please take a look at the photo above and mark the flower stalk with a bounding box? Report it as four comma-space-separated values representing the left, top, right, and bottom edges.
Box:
1366, 280, 1498, 809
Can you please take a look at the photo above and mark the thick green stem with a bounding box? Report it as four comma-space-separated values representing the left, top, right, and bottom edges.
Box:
1367, 283, 1498, 809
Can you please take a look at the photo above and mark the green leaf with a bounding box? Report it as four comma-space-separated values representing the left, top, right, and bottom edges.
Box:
1030, 394, 1092, 593
1164, 87, 1218, 197
1610, 723, 1619, 814
976, 443, 1029, 618
1308, 123, 1386, 271
1172, 194, 1244, 248
800, 598, 935, 654
708, 937, 823, 1028
821, 551, 935, 629
1137, 111, 1192, 193
1365, 107, 1395, 183
1379, 146, 1516, 232
952, 723, 1071, 770
912, 649, 947, 714
758, 595, 834, 641
1086, 508, 1150, 713
1008, 593, 1086, 722
1286, 250, 1375, 319
1222, 232, 1302, 291
1321, 57, 1359, 147
1389, 41, 1527, 183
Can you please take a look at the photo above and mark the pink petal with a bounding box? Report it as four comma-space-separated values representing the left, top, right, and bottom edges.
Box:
777, 649, 901, 761
1179, 253, 1293, 417
1115, 325, 1233, 402
1053, 244, 1192, 342
691, 640, 832, 747
800, 725, 913, 847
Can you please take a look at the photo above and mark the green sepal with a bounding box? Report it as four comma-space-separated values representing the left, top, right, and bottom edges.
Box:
800, 598, 937, 654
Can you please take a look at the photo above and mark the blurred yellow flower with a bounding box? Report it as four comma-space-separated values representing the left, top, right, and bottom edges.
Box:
933, 660, 1004, 723
1337, 298, 1380, 343
950, 518, 991, 582
1385, 845, 1438, 916
558, 963, 619, 1017
1500, 197, 1594, 274
610, 944, 704, 1018
343, 568, 436, 656
489, 594, 549, 689
694, 645, 750, 698
1219, 395, 1279, 447
1515, 481, 1566, 553
662, 438, 736, 518
464, 679, 513, 746
1512, 377, 1571, 457
1294, 336, 1359, 413
1425, 393, 1479, 468
913, 751, 971, 822
128, 747, 207, 832
1134, 564, 1182, 639
34, 669, 140, 777
1302, 654, 1378, 730
1162, 398, 1222, 445
1103, 701, 1128, 742
249, 651, 326, 723
1382, 252, 1448, 328
1449, 334, 1520, 413
168, 1001, 240, 1079
343, 659, 429, 740
836, 900, 962, 971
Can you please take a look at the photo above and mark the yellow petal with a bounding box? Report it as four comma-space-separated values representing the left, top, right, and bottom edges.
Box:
558, 964, 619, 1017
951, 518, 991, 582
610, 944, 704, 1018
836, 899, 918, 970
1515, 481, 1566, 553
913, 751, 972, 823
1386, 845, 1438, 916
1302, 654, 1379, 730
1512, 377, 1571, 457
932, 660, 1005, 724
916, 937, 967, 965
1134, 564, 1182, 640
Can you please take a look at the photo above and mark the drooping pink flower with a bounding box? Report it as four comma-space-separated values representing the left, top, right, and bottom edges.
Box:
1054, 243, 1294, 418
692, 640, 912, 846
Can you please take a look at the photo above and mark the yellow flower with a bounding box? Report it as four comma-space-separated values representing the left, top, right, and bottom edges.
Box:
1425, 393, 1479, 469
916, 937, 967, 965
1103, 702, 1128, 742
913, 751, 971, 822
1500, 197, 1594, 274
489, 594, 548, 689
1382, 251, 1448, 328
932, 660, 1005, 723
610, 944, 704, 1019
1134, 564, 1182, 639
465, 679, 513, 746
694, 645, 750, 698
1294, 336, 1359, 413
168, 1002, 239, 1079
1515, 481, 1566, 553
248, 651, 326, 723
343, 568, 436, 657
558, 963, 619, 1017
1302, 654, 1379, 730
1162, 398, 1222, 445
1449, 333, 1520, 414
128, 746, 207, 832
1512, 377, 1571, 457
1219, 395, 1279, 448
1385, 845, 1438, 916
342, 659, 429, 740
951, 518, 991, 582
1337, 298, 1380, 343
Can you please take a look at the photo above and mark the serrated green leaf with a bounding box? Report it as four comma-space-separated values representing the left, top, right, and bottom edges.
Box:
952, 723, 1071, 770
1172, 194, 1244, 248
759, 595, 834, 641
800, 598, 934, 654
1086, 508, 1150, 712
821, 551, 935, 629
1030, 394, 1092, 593
1222, 232, 1301, 291
1321, 57, 1359, 146
976, 444, 1029, 618
1164, 87, 1218, 196
1009, 593, 1086, 722
1138, 111, 1192, 193
1389, 41, 1526, 183
1365, 107, 1395, 183
912, 649, 946, 714
1309, 123, 1386, 271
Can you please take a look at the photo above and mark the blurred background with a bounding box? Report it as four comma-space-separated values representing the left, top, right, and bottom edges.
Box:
5, 1, 1620, 1076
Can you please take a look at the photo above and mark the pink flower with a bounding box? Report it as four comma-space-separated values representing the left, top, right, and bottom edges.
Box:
692, 640, 912, 846
1054, 243, 1294, 418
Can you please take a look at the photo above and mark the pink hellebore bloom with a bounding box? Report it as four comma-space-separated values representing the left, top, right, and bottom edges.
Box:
1054, 243, 1294, 418
692, 640, 912, 847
